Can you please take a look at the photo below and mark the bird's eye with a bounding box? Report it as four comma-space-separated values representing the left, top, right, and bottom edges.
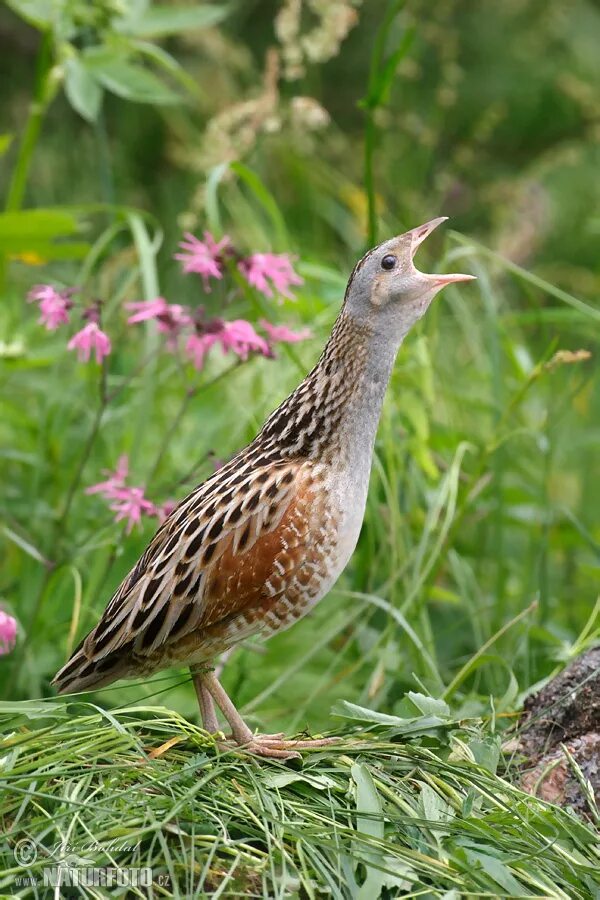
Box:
381, 255, 397, 271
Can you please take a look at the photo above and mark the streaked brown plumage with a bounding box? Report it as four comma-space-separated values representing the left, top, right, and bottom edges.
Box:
53, 218, 475, 758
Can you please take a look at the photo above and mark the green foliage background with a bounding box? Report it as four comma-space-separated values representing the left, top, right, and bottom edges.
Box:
0, 0, 598, 736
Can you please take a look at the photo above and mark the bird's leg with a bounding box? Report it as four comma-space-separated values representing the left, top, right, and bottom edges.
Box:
191, 666, 220, 734
198, 669, 254, 744
199, 669, 337, 760
191, 647, 236, 734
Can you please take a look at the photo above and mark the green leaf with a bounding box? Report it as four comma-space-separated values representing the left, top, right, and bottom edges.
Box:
0, 701, 68, 720
332, 700, 407, 726
0, 207, 90, 259
367, 27, 415, 108
5, 240, 90, 260
4, 0, 52, 29
126, 211, 162, 299
0, 207, 90, 260
331, 700, 450, 735
120, 4, 229, 38
461, 789, 477, 818
82, 48, 180, 105
0, 208, 78, 240
396, 692, 451, 719
468, 738, 501, 774
264, 771, 340, 790
230, 161, 289, 248
417, 783, 455, 822
496, 669, 519, 713
352, 763, 383, 841
461, 848, 526, 895
2, 526, 48, 565
131, 41, 199, 95
63, 56, 103, 122
352, 763, 386, 900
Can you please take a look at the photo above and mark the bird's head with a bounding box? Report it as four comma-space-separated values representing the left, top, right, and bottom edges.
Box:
344, 217, 475, 337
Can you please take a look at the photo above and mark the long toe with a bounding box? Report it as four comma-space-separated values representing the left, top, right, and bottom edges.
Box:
248, 742, 301, 760
252, 734, 339, 751
280, 736, 339, 749
220, 731, 286, 744
221, 731, 338, 760
217, 734, 300, 760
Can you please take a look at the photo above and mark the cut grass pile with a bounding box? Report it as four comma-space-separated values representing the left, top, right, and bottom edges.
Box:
1, 698, 598, 898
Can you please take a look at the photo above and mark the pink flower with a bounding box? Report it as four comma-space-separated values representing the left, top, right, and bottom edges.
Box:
27, 284, 75, 330
174, 231, 231, 290
126, 298, 192, 337
219, 319, 271, 360
260, 319, 312, 344
86, 456, 129, 498
0, 611, 17, 655
109, 487, 158, 534
126, 297, 169, 324
184, 318, 271, 370
86, 457, 162, 533
185, 332, 215, 370
239, 253, 303, 301
67, 322, 111, 364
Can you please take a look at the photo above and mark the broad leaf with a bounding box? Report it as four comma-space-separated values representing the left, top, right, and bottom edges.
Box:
120, 4, 229, 38
0, 209, 78, 240
131, 41, 199, 95
352, 763, 384, 841
331, 700, 450, 736
5, 240, 91, 260
352, 763, 386, 900
396, 692, 451, 719
460, 848, 526, 895
467, 738, 501, 774
264, 771, 340, 790
64, 56, 103, 122
0, 208, 89, 260
417, 783, 455, 822
332, 700, 410, 726
82, 48, 180, 105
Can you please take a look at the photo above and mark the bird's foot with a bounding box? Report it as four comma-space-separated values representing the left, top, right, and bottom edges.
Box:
237, 732, 339, 760
195, 670, 338, 759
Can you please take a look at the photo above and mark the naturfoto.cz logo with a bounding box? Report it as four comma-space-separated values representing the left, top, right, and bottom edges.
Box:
13, 867, 153, 889
11, 838, 159, 889
44, 867, 153, 888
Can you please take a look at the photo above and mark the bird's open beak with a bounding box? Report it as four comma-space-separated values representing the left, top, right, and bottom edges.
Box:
409, 216, 476, 286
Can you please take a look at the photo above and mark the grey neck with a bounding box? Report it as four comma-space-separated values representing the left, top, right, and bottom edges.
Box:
331, 323, 400, 466
259, 309, 402, 463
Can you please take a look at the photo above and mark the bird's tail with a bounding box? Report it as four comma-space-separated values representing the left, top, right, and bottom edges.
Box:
52, 635, 132, 694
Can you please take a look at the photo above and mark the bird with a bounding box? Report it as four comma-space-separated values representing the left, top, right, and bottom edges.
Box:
53, 217, 475, 758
